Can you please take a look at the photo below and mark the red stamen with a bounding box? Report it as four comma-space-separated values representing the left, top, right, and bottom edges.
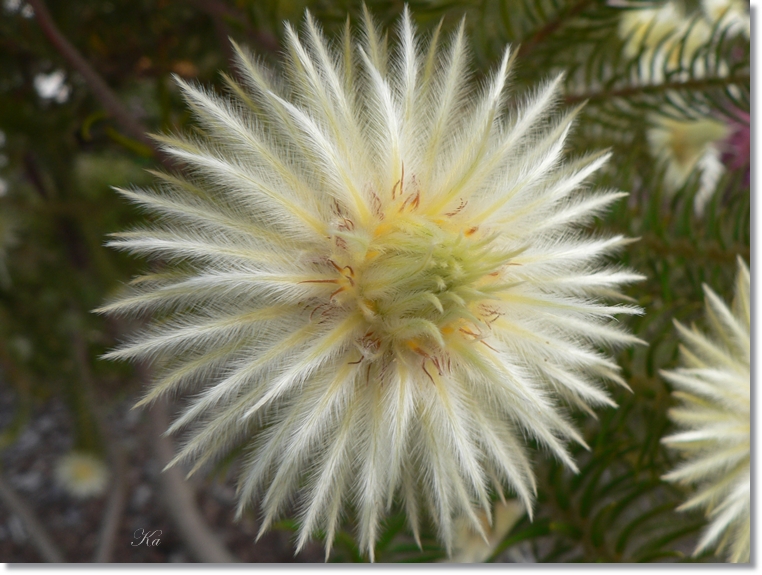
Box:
330, 287, 346, 300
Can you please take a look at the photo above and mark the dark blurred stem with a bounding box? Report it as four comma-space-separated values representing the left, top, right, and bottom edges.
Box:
0, 474, 65, 562
518, 0, 594, 58
641, 233, 750, 264
26, 0, 175, 171
26, 0, 157, 152
22, 153, 51, 200
92, 452, 127, 562
149, 396, 238, 563
565, 74, 751, 105
70, 332, 129, 563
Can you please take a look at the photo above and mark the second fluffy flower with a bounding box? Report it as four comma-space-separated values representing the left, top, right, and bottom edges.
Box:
102, 9, 643, 559
661, 259, 750, 563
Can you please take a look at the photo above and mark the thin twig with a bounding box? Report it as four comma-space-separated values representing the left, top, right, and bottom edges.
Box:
22, 153, 51, 200
70, 331, 129, 563
149, 395, 238, 563
565, 74, 751, 104
0, 474, 65, 562
26, 0, 157, 152
92, 450, 127, 563
517, 0, 595, 58
640, 233, 750, 264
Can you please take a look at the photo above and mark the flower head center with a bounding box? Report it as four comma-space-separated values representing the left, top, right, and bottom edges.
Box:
319, 211, 513, 370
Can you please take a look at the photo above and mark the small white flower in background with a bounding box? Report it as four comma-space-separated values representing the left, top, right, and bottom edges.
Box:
646, 115, 729, 215
102, 8, 643, 560
450, 500, 525, 563
55, 452, 110, 498
661, 258, 750, 563
702, 0, 750, 39
33, 70, 71, 104
3, 0, 33, 18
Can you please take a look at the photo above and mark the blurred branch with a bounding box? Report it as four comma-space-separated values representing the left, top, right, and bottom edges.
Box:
564, 75, 750, 104
149, 394, 238, 563
26, 0, 157, 152
93, 451, 127, 563
22, 153, 51, 200
23, 152, 94, 272
0, 474, 65, 562
517, 0, 594, 58
70, 331, 128, 563
640, 233, 750, 264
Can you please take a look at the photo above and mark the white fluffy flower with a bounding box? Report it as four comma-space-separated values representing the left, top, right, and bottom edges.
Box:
646, 115, 729, 214
661, 258, 750, 563
55, 452, 110, 498
101, 9, 642, 559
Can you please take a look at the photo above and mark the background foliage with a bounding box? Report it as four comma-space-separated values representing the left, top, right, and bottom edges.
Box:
0, 0, 749, 563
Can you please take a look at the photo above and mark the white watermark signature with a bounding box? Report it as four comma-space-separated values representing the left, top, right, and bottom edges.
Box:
131, 528, 162, 547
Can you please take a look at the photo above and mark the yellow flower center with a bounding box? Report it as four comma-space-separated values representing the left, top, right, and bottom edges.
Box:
71, 461, 99, 482
311, 187, 518, 376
